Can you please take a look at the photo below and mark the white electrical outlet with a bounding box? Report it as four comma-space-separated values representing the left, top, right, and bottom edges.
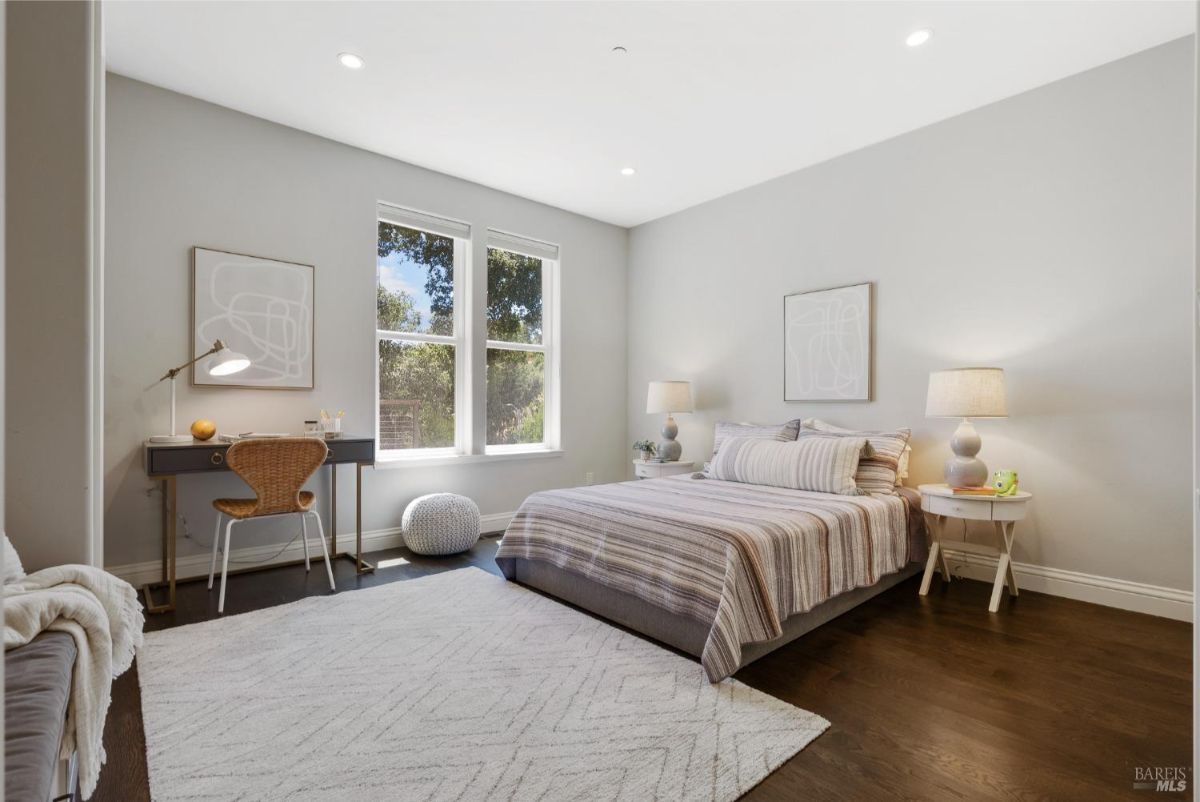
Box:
585, 471, 594, 485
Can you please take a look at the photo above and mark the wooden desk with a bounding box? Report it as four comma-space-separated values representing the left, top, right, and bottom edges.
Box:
142, 436, 376, 613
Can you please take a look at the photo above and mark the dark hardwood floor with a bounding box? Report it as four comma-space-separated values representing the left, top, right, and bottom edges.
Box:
95, 536, 1192, 801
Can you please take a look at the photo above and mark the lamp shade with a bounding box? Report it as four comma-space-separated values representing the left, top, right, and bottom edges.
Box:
206, 348, 251, 377
925, 368, 1007, 418
646, 380, 694, 414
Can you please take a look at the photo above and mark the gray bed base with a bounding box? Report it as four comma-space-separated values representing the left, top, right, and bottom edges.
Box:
497, 556, 922, 672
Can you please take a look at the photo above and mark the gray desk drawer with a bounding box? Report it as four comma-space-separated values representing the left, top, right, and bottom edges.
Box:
147, 445, 230, 475
145, 437, 376, 476
322, 439, 375, 464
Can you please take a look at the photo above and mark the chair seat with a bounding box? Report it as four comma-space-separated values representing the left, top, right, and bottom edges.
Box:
213, 491, 315, 519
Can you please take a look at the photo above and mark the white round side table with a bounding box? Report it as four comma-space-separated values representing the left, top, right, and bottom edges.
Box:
633, 460, 696, 479
917, 483, 1033, 613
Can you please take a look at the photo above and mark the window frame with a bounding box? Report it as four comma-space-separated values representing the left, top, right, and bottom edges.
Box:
373, 209, 562, 465
484, 231, 560, 456
375, 207, 470, 460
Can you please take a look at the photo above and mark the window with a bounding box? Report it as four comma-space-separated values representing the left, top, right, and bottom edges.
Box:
376, 206, 468, 455
486, 230, 558, 452
375, 208, 559, 462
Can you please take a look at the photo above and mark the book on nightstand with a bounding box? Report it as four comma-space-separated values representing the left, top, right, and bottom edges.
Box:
951, 486, 997, 496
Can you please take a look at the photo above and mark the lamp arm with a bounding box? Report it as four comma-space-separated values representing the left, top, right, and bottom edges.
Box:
157, 339, 226, 382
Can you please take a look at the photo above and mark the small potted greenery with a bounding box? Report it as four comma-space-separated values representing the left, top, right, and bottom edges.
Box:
632, 440, 657, 462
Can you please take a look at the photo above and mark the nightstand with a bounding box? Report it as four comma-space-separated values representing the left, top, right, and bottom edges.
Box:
633, 460, 696, 479
917, 483, 1032, 612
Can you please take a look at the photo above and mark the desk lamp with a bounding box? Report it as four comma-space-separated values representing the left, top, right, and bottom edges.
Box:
150, 340, 250, 443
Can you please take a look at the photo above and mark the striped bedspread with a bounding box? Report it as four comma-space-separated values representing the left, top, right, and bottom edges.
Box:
497, 475, 926, 681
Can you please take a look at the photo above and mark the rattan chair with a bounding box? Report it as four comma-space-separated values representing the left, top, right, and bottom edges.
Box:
208, 437, 335, 613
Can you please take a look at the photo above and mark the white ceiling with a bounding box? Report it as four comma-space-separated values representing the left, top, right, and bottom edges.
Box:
105, 1, 1194, 228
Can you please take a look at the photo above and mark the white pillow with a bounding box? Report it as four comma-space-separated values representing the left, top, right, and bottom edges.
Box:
3, 532, 26, 583
803, 418, 911, 485
708, 435, 866, 495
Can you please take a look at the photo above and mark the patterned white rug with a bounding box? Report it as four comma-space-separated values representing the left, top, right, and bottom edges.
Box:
138, 567, 828, 801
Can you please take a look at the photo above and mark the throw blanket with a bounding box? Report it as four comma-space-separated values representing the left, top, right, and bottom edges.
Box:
5, 565, 145, 799
498, 476, 925, 681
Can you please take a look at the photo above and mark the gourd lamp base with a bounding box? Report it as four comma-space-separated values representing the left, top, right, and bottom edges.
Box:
945, 456, 989, 488
943, 418, 988, 487
657, 414, 683, 462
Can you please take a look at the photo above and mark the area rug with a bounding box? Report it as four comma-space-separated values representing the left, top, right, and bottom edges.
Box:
138, 567, 828, 801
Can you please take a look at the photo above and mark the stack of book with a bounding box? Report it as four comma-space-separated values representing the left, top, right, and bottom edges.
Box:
217, 432, 290, 443
951, 486, 996, 496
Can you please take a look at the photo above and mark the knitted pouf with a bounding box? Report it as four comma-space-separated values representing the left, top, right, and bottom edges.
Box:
402, 493, 481, 556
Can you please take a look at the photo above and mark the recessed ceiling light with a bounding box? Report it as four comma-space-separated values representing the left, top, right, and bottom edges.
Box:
905, 29, 933, 48
338, 52, 365, 70
620, 167, 636, 176
611, 46, 628, 55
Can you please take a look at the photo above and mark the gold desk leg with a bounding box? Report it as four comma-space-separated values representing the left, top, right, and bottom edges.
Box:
330, 459, 373, 575
355, 461, 372, 574
168, 476, 177, 607
160, 476, 169, 579
330, 461, 338, 560
142, 475, 178, 613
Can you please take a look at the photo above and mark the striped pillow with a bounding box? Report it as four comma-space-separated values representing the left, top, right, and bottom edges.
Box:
710, 420, 801, 457
802, 418, 911, 484
708, 435, 867, 495
799, 423, 911, 495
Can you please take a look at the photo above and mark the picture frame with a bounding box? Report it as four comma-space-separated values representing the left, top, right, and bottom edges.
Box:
191, 247, 315, 389
783, 281, 872, 402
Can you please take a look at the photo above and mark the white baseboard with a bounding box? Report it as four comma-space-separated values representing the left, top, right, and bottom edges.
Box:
480, 512, 515, 533
106, 511, 516, 588
106, 510, 1191, 624
940, 548, 1193, 622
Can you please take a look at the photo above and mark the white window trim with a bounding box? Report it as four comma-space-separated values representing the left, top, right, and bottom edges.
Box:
375, 207, 470, 460
377, 203, 471, 241
374, 213, 563, 465
483, 233, 560, 456
486, 228, 560, 261
375, 448, 563, 469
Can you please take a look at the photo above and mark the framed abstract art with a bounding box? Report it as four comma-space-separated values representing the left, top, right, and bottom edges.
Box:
783, 282, 872, 402
191, 247, 315, 389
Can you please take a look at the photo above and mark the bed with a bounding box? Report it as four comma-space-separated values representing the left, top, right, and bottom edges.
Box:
496, 473, 927, 681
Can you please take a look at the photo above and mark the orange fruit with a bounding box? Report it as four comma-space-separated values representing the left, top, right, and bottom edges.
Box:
190, 419, 217, 441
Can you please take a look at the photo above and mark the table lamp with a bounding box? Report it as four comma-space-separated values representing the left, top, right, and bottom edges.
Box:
646, 380, 693, 462
925, 367, 1007, 487
150, 340, 251, 443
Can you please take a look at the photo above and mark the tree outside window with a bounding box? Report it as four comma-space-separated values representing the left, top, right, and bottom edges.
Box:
376, 223, 551, 451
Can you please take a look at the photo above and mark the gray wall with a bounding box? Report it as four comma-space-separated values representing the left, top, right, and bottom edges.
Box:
105, 75, 628, 568
6, 0, 102, 570
628, 38, 1195, 592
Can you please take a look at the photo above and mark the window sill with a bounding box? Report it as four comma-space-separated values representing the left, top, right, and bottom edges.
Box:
374, 448, 564, 469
